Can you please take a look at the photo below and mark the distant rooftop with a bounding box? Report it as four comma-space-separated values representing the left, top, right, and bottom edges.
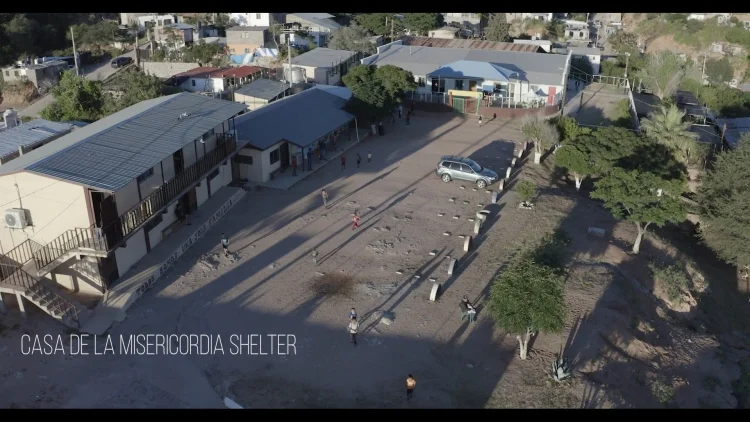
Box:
290, 48, 357, 68
287, 13, 341, 31
227, 26, 269, 32
402, 36, 543, 53
715, 117, 750, 149
164, 23, 194, 30
0, 93, 246, 191
0, 119, 74, 162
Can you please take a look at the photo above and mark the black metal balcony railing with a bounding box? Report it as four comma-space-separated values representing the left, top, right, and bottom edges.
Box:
33, 226, 108, 271
110, 135, 237, 246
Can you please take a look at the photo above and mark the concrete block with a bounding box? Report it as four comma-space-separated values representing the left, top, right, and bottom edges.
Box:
472, 188, 477, 191
449, 198, 456, 202
429, 283, 441, 301
505, 167, 511, 180
437, 213, 445, 217
429, 277, 437, 282
476, 212, 486, 221
491, 191, 499, 203
511, 158, 517, 167
473, 220, 481, 234
396, 270, 403, 275
460, 185, 466, 190
516, 148, 523, 158
448, 258, 458, 275
453, 215, 460, 219
478, 209, 490, 216
429, 250, 437, 256
468, 218, 475, 222
523, 141, 528, 151
443, 232, 451, 236
498, 179, 505, 192
462, 200, 470, 205
464, 236, 473, 251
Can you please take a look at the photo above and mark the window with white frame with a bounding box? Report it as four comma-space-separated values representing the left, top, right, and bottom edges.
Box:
256, 13, 261, 19
241, 32, 249, 39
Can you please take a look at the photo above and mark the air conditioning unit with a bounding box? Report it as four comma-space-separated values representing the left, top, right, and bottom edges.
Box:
4, 209, 28, 229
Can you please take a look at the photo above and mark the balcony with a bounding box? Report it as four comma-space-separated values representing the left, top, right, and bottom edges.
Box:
105, 134, 237, 248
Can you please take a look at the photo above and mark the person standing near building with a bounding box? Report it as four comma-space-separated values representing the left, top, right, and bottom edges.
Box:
398, 104, 403, 119
340, 154, 346, 171
356, 153, 362, 168
311, 248, 319, 265
367, 151, 372, 164
349, 307, 357, 319
348, 317, 359, 346
307, 149, 313, 171
291, 156, 298, 176
478, 115, 483, 127
220, 233, 230, 257
406, 374, 416, 400
321, 189, 329, 208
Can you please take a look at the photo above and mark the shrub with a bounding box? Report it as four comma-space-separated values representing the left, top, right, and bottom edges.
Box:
515, 180, 536, 204
648, 262, 689, 303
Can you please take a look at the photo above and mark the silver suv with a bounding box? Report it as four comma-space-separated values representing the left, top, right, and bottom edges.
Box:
436, 156, 499, 189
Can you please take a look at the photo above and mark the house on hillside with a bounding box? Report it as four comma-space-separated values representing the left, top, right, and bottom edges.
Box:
136, 14, 177, 31
428, 27, 460, 39
0, 93, 246, 306
229, 13, 285, 27
227, 26, 271, 55
442, 13, 481, 33
154, 23, 194, 49
564, 21, 590, 41
233, 88, 356, 183
283, 48, 360, 86
120, 13, 148, 26
233, 79, 291, 111
362, 40, 569, 109
171, 66, 265, 94
402, 36, 544, 53
1, 61, 69, 93
568, 46, 606, 74
285, 13, 342, 47
0, 119, 75, 165
513, 39, 552, 52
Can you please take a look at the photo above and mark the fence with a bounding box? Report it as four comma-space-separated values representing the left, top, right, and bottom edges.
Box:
33, 226, 108, 272
406, 91, 448, 104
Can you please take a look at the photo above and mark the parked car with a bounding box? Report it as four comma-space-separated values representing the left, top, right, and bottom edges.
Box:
436, 155, 498, 189
111, 56, 133, 68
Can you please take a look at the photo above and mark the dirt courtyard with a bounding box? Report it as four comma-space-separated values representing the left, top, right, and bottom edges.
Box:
0, 112, 748, 408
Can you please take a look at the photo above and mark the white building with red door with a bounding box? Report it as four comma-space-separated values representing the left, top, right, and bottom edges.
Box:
362, 40, 569, 109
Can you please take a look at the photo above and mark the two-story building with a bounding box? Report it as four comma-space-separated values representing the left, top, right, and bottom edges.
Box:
283, 48, 360, 86
285, 13, 341, 47
0, 94, 246, 315
137, 14, 177, 32
154, 23, 194, 49
171, 66, 265, 94
362, 40, 569, 109
229, 13, 285, 27
227, 26, 271, 56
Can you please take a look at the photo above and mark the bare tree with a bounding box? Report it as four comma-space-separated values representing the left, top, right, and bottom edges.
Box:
520, 113, 560, 164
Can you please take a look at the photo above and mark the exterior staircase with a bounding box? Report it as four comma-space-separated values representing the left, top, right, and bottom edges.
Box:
0, 238, 93, 329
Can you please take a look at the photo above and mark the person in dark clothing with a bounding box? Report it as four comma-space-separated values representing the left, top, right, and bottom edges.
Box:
460, 295, 474, 321
406, 374, 416, 400
356, 153, 361, 168
291, 156, 298, 176
307, 149, 313, 171
367, 151, 372, 163
220, 233, 230, 257
410, 101, 415, 115
340, 154, 346, 171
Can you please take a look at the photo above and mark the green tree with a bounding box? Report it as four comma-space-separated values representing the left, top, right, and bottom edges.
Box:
328, 24, 377, 55
40, 70, 104, 122
113, 71, 164, 110
555, 141, 596, 191
576, 126, 648, 174
591, 168, 686, 254
640, 104, 699, 164
550, 116, 591, 143
342, 65, 394, 122
374, 64, 416, 103
698, 135, 750, 276
705, 57, 734, 85
3, 14, 40, 59
488, 253, 566, 360
484, 13, 510, 42
182, 40, 225, 64
609, 31, 639, 53
355, 13, 401, 37
402, 13, 443, 36
545, 20, 565, 41
637, 51, 685, 100
515, 180, 536, 205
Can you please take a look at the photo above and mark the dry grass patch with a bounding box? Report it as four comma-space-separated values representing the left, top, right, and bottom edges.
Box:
310, 273, 355, 297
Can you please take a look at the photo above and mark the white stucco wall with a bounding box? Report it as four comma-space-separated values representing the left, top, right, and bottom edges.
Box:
196, 178, 209, 207
0, 172, 91, 255
114, 227, 147, 277
237, 148, 263, 182
49, 256, 104, 295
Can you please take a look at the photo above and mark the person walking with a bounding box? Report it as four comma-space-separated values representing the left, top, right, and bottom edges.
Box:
349, 307, 357, 319
398, 104, 403, 119
356, 153, 362, 168
478, 115, 483, 127
367, 151, 372, 164
467, 304, 477, 323
348, 317, 359, 346
321, 189, 329, 208
351, 212, 360, 230
460, 295, 474, 321
410, 101, 415, 115
307, 149, 313, 171
220, 233, 230, 257
291, 156, 298, 176
311, 248, 319, 265
340, 154, 346, 171
406, 374, 416, 400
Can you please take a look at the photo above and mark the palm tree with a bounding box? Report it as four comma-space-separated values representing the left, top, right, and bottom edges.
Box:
640, 104, 698, 165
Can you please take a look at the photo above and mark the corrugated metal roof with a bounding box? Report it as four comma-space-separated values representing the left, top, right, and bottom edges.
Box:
716, 117, 750, 149
401, 36, 543, 53
210, 66, 263, 79
365, 44, 568, 86
235, 79, 289, 100
0, 119, 74, 160
290, 48, 357, 68
173, 67, 220, 79
288, 13, 341, 30
234, 89, 353, 150
5, 93, 246, 191
428, 60, 514, 81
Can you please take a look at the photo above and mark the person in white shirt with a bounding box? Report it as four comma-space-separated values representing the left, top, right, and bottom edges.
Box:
348, 317, 359, 346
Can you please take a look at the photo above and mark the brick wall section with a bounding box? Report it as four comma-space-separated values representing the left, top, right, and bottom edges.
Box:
141, 61, 201, 78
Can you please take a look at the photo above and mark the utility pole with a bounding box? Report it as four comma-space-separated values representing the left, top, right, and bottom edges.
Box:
288, 31, 292, 89
702, 54, 707, 84
70, 27, 80, 76
134, 25, 140, 67
391, 15, 395, 41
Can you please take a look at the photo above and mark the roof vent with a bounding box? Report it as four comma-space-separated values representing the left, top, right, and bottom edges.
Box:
177, 112, 190, 121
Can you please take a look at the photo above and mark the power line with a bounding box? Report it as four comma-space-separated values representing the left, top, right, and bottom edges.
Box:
0, 180, 63, 209
27, 193, 84, 237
